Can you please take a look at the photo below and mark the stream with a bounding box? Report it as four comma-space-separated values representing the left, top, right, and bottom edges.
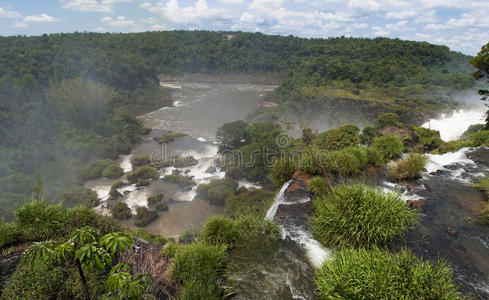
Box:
85, 80, 489, 299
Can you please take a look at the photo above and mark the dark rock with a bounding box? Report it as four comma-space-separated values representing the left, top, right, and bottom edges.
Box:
407, 199, 425, 210
205, 166, 217, 174
447, 226, 458, 237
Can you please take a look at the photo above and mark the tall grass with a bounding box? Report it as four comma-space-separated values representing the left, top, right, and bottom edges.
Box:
390, 153, 428, 181
312, 184, 417, 248
315, 247, 461, 299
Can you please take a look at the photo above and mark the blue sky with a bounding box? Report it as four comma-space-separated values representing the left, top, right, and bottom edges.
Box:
0, 0, 488, 55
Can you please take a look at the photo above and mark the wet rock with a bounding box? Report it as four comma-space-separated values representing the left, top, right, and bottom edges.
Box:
407, 199, 425, 210
447, 226, 458, 237
275, 201, 312, 229
184, 169, 191, 174
205, 166, 216, 174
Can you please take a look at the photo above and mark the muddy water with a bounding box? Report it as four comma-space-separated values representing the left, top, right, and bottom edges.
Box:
86, 80, 274, 238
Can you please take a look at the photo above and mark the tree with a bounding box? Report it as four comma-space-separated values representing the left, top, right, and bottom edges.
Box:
216, 120, 249, 151
21, 226, 134, 300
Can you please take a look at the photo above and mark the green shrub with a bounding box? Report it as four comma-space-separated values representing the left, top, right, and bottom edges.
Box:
0, 221, 21, 248
372, 135, 404, 162
179, 228, 201, 244
66, 205, 120, 234
170, 242, 226, 284
58, 187, 99, 208
316, 248, 461, 299
308, 176, 329, 197
413, 127, 443, 151
111, 202, 132, 220
377, 112, 401, 128
155, 202, 168, 211
360, 126, 376, 145
297, 149, 327, 176
468, 130, 489, 146
390, 153, 428, 181
147, 193, 164, 206
225, 189, 275, 218
197, 178, 238, 206
325, 150, 361, 176
111, 181, 125, 189
201, 216, 237, 246
270, 157, 296, 189
131, 155, 151, 167
316, 124, 360, 151
177, 279, 222, 300
155, 131, 188, 144
14, 201, 67, 241
126, 166, 158, 184
134, 207, 158, 227
312, 184, 417, 248
461, 124, 484, 138
124, 227, 167, 246
163, 175, 195, 187
225, 166, 245, 181
161, 240, 178, 257
102, 163, 124, 179
365, 146, 384, 166
475, 177, 489, 197
436, 140, 470, 154
80, 159, 113, 180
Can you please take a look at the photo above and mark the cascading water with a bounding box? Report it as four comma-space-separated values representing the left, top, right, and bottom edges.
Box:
421, 109, 485, 141
265, 180, 330, 269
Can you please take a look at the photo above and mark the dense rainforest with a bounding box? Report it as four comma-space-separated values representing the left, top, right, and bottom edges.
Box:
0, 31, 476, 222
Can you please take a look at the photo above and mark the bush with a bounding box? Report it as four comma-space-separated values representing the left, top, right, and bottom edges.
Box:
14, 201, 67, 240
315, 124, 360, 151
177, 279, 222, 300
147, 193, 164, 206
111, 202, 132, 220
197, 178, 238, 206
225, 166, 245, 181
131, 155, 151, 167
377, 112, 401, 128
155, 131, 188, 144
58, 187, 99, 208
101, 163, 124, 179
170, 242, 226, 284
124, 227, 167, 245
225, 189, 275, 218
325, 150, 361, 176
201, 216, 237, 246
390, 153, 428, 181
360, 126, 376, 145
315, 248, 461, 299
0, 221, 21, 248
66, 205, 120, 234
127, 166, 159, 184
468, 130, 489, 147
163, 175, 195, 187
270, 157, 296, 189
312, 184, 417, 248
135, 206, 158, 227
413, 127, 443, 151
308, 176, 329, 197
372, 135, 404, 162
80, 159, 113, 180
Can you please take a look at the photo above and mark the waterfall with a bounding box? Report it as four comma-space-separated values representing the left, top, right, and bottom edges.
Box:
265, 180, 330, 268
421, 109, 485, 141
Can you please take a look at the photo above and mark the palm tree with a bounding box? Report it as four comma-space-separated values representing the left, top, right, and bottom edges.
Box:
21, 226, 133, 300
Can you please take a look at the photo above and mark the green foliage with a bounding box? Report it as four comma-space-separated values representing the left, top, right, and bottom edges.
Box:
0, 221, 21, 248
225, 189, 275, 218
372, 135, 404, 162
308, 176, 329, 197
105, 263, 153, 300
131, 155, 151, 168
170, 242, 226, 285
177, 279, 222, 300
102, 163, 124, 179
270, 157, 297, 189
155, 131, 188, 144
377, 112, 401, 128
201, 215, 280, 247
163, 174, 195, 187
66, 205, 121, 235
315, 124, 361, 151
147, 193, 164, 206
81, 159, 114, 180
224, 166, 245, 181
134, 207, 158, 227
197, 178, 238, 206
312, 184, 417, 248
216, 120, 249, 151
390, 153, 428, 181
127, 166, 158, 184
14, 201, 67, 240
482, 203, 489, 223
58, 187, 99, 208
315, 248, 461, 299
360, 126, 377, 145
413, 126, 443, 151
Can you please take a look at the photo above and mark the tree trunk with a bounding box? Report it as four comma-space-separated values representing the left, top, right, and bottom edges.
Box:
75, 259, 91, 300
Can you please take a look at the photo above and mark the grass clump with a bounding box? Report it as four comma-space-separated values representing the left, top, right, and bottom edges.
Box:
315, 247, 461, 299
390, 153, 428, 181
0, 221, 21, 248
312, 184, 417, 248
110, 202, 132, 220
147, 193, 164, 206
101, 163, 124, 179
372, 135, 404, 162
134, 206, 158, 227
225, 189, 275, 218
308, 176, 329, 197
126, 166, 158, 184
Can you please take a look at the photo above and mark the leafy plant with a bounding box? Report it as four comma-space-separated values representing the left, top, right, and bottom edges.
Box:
105, 263, 153, 300
390, 153, 428, 181
372, 135, 404, 162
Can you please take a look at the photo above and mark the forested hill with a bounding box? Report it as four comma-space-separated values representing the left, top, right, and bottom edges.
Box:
0, 31, 475, 221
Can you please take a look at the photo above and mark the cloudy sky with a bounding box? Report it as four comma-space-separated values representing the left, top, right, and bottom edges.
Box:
0, 0, 488, 55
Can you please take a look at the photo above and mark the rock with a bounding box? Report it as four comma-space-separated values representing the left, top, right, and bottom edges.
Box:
447, 226, 458, 237
184, 169, 191, 174
407, 199, 425, 210
205, 166, 217, 174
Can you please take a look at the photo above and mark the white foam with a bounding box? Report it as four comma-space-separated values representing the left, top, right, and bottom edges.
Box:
125, 189, 149, 213
160, 83, 182, 89
119, 154, 133, 173
197, 137, 206, 142
265, 180, 292, 220
238, 180, 262, 189
422, 110, 485, 141
425, 147, 475, 173
93, 185, 111, 201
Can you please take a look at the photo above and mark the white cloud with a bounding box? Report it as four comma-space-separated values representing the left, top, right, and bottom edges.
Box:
151, 24, 165, 30
142, 17, 157, 24
62, 0, 132, 13
13, 21, 27, 28
24, 14, 59, 23
0, 7, 22, 18
385, 10, 417, 19
101, 15, 135, 26
348, 0, 381, 12
372, 26, 389, 36
419, 0, 463, 9
249, 0, 284, 12
141, 0, 228, 24
414, 10, 437, 24
218, 0, 244, 4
